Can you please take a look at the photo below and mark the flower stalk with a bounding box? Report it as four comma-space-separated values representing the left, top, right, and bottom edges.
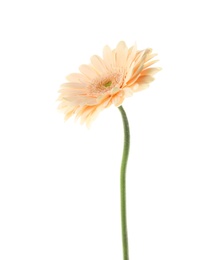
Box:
118, 106, 130, 260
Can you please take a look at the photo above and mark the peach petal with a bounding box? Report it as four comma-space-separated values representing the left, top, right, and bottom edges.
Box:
66, 73, 88, 83
115, 41, 128, 67
141, 67, 162, 76
90, 55, 107, 74
103, 45, 114, 66
136, 75, 155, 85
123, 87, 133, 97
79, 64, 99, 79
144, 59, 159, 69
112, 94, 125, 107
61, 82, 87, 88
145, 53, 158, 62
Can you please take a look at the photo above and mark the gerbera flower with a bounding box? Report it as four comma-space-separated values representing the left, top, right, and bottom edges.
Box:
58, 41, 161, 126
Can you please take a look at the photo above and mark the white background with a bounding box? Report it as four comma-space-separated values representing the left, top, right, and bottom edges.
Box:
0, 0, 220, 259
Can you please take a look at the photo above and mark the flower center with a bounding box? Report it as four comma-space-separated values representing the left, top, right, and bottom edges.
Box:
104, 81, 112, 87
88, 70, 125, 96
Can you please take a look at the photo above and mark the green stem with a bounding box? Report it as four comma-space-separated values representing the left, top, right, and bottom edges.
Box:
118, 106, 130, 260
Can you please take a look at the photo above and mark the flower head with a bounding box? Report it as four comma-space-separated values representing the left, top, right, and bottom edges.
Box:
58, 41, 161, 126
